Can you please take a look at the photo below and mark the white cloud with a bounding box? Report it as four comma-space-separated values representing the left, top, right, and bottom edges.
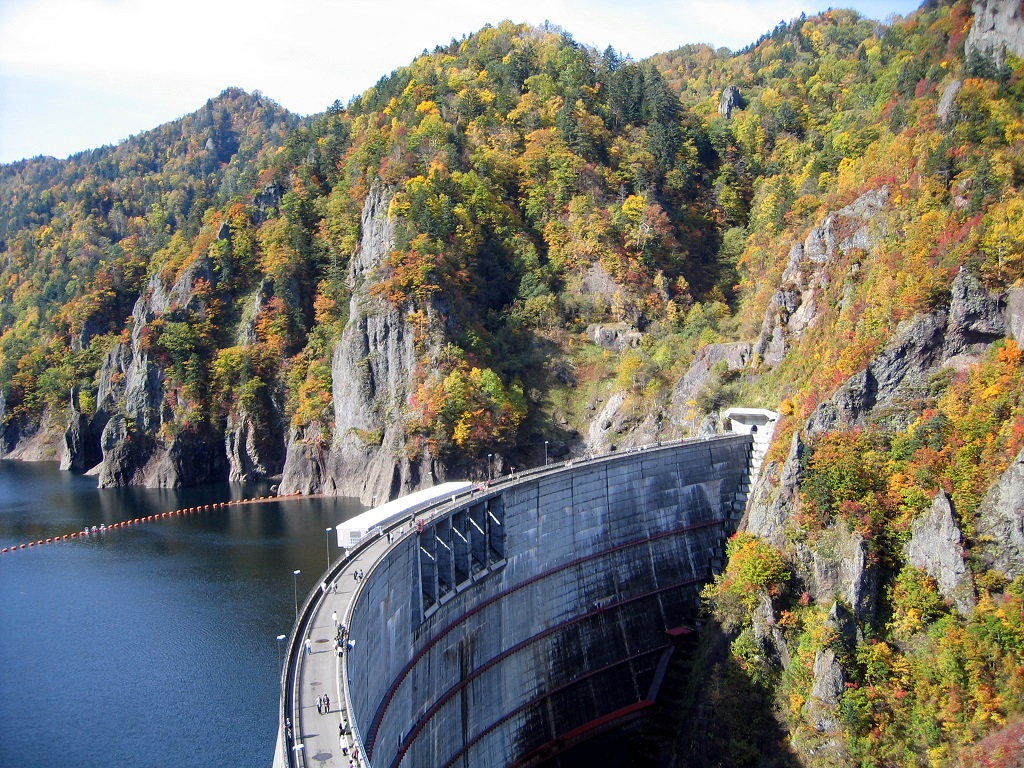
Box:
0, 0, 923, 162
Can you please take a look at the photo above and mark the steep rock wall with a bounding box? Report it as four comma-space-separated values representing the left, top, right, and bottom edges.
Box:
92, 259, 229, 488
280, 184, 443, 502
966, 0, 1024, 64
755, 188, 889, 367
746, 268, 1007, 623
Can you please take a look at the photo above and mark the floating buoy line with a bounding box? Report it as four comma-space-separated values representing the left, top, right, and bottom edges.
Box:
0, 491, 303, 555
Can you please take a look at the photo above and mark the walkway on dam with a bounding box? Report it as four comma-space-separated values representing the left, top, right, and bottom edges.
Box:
288, 527, 398, 767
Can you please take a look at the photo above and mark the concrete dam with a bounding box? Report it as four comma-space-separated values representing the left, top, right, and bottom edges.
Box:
279, 426, 769, 768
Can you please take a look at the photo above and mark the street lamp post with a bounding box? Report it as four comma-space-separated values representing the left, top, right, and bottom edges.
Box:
487, 453, 493, 482
292, 569, 301, 620
276, 633, 286, 670
325, 527, 333, 574
545, 440, 549, 466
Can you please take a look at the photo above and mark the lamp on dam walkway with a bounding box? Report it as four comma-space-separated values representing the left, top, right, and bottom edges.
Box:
276, 633, 286, 670
292, 569, 301, 620
325, 527, 333, 574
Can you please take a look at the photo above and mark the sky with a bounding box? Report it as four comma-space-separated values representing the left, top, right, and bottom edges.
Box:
0, 0, 923, 165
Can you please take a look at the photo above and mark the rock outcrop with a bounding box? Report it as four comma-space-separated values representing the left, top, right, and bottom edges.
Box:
280, 183, 443, 503
752, 591, 790, 670
225, 404, 284, 483
805, 525, 877, 623
91, 258, 230, 488
975, 446, 1024, 580
804, 647, 844, 734
906, 490, 976, 616
805, 311, 946, 435
669, 341, 752, 425
937, 79, 963, 124
61, 405, 104, 471
801, 602, 858, 747
587, 322, 641, 352
754, 188, 889, 367
745, 431, 804, 548
718, 85, 744, 119
943, 267, 1006, 361
966, 0, 1024, 65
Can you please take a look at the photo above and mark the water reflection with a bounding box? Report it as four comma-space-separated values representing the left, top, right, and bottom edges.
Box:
0, 460, 365, 768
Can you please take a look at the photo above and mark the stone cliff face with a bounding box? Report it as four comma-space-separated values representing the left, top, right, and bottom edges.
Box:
89, 259, 229, 488
279, 184, 443, 503
976, 446, 1024, 579
746, 268, 1007, 615
738, 264, 1017, 757
966, 0, 1024, 64
906, 490, 976, 616
754, 187, 889, 367
225, 279, 286, 483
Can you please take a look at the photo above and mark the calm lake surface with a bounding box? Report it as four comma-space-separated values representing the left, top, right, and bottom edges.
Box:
0, 460, 365, 768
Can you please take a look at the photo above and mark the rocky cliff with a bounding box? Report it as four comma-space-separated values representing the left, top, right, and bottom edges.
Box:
279, 184, 443, 503
966, 0, 1024, 64
735, 262, 1020, 760
90, 259, 230, 487
754, 187, 889, 367
746, 266, 1007, 604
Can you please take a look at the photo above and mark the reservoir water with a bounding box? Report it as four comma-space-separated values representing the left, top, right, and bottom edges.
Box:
0, 460, 366, 768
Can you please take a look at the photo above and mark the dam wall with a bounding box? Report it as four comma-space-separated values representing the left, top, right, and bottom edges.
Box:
343, 434, 753, 768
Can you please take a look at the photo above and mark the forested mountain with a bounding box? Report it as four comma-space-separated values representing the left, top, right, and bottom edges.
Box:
2, 1, 1024, 764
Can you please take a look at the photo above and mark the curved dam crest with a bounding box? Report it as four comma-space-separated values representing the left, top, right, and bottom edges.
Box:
280, 432, 761, 768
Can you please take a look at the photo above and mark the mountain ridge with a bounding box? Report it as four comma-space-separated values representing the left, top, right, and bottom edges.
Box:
3, 3, 1024, 764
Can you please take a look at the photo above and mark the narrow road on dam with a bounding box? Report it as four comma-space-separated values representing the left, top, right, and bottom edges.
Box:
284, 526, 397, 768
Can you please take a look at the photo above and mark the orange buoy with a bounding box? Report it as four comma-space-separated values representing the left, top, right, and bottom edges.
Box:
45, 538, 52, 544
